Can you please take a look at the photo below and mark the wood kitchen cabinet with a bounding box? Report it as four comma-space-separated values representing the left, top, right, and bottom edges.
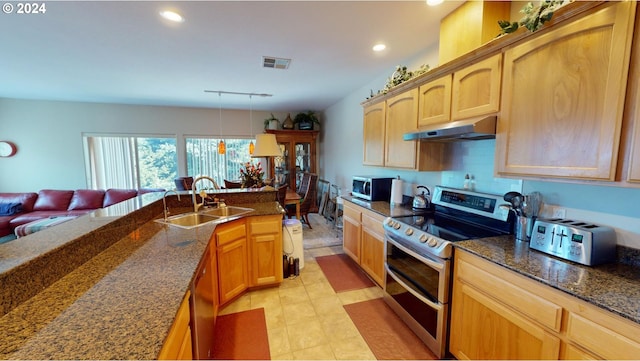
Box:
215, 219, 249, 305
418, 54, 501, 127
451, 53, 502, 121
450, 249, 640, 360
363, 101, 386, 166
496, 1, 635, 180
622, 5, 640, 183
342, 200, 384, 286
247, 215, 283, 287
158, 291, 193, 360
359, 211, 385, 286
265, 129, 318, 193
384, 89, 445, 171
342, 201, 362, 262
418, 74, 452, 127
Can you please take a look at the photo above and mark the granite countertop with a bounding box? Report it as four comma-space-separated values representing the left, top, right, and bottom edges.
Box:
0, 190, 283, 360
340, 194, 427, 218
454, 236, 640, 325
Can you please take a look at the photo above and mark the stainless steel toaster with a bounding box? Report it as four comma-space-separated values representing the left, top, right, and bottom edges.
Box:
530, 218, 617, 266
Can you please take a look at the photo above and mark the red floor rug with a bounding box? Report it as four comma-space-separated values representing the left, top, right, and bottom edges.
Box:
212, 308, 270, 360
316, 253, 375, 292
344, 298, 437, 360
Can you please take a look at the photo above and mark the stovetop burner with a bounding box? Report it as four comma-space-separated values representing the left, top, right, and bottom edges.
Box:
384, 186, 514, 259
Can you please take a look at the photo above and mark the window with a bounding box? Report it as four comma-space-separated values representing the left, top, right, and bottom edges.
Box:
186, 138, 254, 185
84, 135, 177, 190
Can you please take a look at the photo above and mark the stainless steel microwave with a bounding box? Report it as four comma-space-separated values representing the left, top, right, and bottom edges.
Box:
352, 176, 394, 201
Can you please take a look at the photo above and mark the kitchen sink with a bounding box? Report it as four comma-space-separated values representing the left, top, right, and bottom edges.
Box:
156, 212, 221, 229
199, 206, 253, 218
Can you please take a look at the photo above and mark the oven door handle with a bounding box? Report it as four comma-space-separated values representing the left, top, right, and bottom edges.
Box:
385, 264, 444, 311
385, 236, 445, 272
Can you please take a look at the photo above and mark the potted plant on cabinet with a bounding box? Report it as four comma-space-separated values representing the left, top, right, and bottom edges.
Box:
264, 113, 280, 130
293, 111, 320, 130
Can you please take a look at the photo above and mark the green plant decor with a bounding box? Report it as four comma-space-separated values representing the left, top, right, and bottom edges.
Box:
367, 63, 430, 99
498, 0, 570, 36
293, 111, 320, 130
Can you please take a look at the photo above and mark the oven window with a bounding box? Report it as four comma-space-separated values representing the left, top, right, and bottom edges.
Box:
386, 241, 441, 303
386, 272, 439, 338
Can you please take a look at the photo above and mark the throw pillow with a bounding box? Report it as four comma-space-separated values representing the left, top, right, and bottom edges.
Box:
0, 202, 22, 216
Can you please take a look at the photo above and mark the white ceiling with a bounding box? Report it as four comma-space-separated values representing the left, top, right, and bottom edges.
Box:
0, 1, 464, 112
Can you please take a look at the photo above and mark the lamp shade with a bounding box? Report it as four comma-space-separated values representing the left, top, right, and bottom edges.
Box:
252, 134, 282, 157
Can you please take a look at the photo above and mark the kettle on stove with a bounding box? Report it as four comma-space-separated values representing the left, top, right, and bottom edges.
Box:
412, 185, 431, 210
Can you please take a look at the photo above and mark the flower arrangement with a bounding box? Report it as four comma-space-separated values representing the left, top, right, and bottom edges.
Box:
239, 161, 265, 188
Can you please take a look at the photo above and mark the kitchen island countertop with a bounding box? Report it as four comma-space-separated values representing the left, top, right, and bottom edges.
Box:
0, 191, 283, 360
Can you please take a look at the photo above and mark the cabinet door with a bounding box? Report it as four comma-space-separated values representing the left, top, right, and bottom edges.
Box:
418, 74, 452, 127
158, 291, 192, 360
496, 2, 635, 180
363, 101, 386, 166
385, 89, 419, 169
248, 215, 283, 287
216, 221, 249, 305
360, 212, 385, 286
342, 203, 361, 263
450, 282, 561, 360
562, 344, 599, 360
451, 53, 502, 120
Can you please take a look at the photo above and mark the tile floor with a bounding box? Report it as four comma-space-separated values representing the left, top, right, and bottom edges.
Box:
218, 245, 384, 360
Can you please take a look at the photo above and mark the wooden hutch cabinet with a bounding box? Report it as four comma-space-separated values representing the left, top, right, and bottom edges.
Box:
264, 129, 319, 192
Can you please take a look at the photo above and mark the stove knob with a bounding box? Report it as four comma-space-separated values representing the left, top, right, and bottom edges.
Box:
393, 222, 401, 230
386, 219, 394, 226
427, 238, 438, 247
405, 228, 413, 236
419, 234, 428, 243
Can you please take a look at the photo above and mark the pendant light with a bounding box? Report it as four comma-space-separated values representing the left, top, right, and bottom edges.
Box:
249, 95, 255, 155
217, 92, 226, 154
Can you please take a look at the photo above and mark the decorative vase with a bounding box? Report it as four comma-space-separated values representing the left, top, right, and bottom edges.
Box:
268, 119, 279, 130
282, 113, 294, 129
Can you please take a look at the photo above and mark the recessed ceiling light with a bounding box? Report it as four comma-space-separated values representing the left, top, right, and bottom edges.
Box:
159, 10, 184, 23
426, 0, 444, 6
372, 43, 386, 52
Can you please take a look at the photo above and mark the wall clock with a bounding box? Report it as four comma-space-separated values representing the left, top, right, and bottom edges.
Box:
0, 141, 17, 157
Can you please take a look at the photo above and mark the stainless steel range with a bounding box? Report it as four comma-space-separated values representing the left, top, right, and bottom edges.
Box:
383, 186, 512, 358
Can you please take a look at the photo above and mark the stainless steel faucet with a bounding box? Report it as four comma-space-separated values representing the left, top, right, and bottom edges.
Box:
191, 176, 220, 212
162, 190, 181, 221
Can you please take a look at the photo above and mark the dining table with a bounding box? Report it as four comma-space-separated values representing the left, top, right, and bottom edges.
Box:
284, 188, 301, 220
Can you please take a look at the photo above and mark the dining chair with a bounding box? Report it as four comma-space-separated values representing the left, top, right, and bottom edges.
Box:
224, 179, 242, 189
174, 176, 194, 191
276, 184, 288, 210
287, 173, 318, 228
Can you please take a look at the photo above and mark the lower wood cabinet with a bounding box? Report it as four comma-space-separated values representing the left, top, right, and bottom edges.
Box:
450, 249, 640, 360
215, 219, 249, 305
158, 291, 193, 360
247, 215, 283, 287
342, 200, 384, 286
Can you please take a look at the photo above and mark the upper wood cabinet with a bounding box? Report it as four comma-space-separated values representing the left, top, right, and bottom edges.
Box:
451, 53, 502, 121
363, 101, 386, 166
623, 5, 640, 183
496, 1, 635, 180
385, 89, 420, 169
418, 74, 452, 127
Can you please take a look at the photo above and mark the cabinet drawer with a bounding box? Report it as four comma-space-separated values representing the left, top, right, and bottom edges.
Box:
343, 204, 362, 222
216, 222, 247, 247
248, 216, 281, 235
361, 212, 384, 236
456, 253, 562, 331
567, 312, 640, 360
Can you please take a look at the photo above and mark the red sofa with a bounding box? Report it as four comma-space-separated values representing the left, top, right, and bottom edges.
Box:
0, 188, 162, 237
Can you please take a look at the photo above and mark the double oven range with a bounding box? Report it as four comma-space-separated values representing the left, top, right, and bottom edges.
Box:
383, 186, 512, 358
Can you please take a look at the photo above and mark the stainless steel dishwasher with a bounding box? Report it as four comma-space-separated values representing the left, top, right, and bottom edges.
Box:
191, 250, 216, 359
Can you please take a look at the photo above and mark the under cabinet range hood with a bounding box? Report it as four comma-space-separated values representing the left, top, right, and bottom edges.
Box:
403, 115, 497, 142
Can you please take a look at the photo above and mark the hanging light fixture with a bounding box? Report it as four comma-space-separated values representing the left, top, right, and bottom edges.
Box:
217, 92, 226, 154
248, 95, 255, 155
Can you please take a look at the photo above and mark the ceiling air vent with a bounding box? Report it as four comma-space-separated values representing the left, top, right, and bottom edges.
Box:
263, 56, 291, 69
